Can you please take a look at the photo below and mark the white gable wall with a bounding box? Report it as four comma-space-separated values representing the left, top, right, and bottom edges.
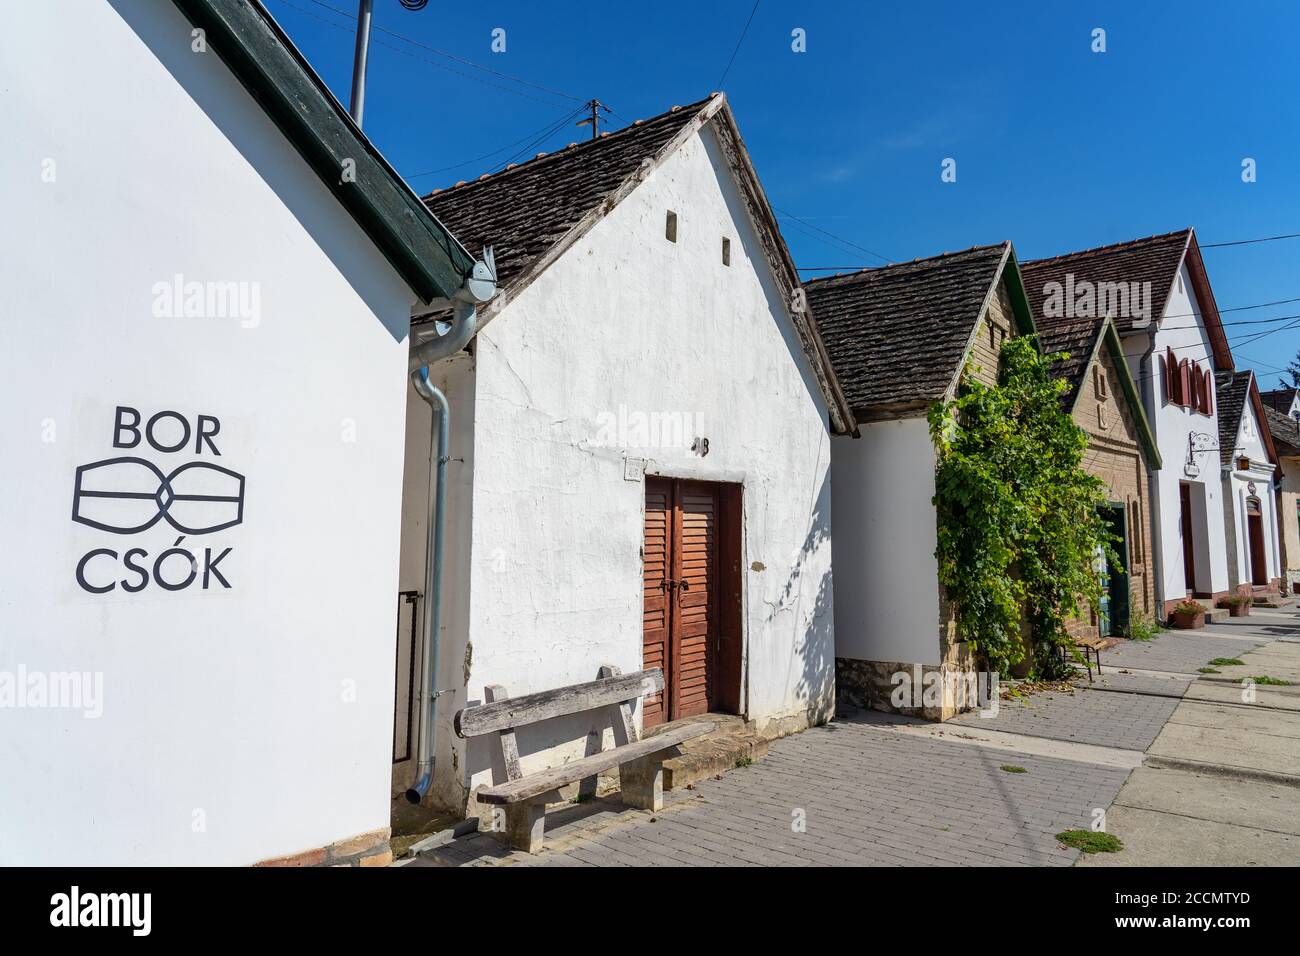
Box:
1, 1, 415, 864
1222, 396, 1281, 587
1126, 263, 1230, 604
405, 122, 836, 807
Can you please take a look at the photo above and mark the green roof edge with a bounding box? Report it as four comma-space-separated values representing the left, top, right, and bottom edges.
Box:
171, 0, 476, 303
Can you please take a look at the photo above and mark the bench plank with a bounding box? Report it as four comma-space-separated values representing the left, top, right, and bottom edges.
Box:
456, 669, 665, 738
476, 720, 714, 805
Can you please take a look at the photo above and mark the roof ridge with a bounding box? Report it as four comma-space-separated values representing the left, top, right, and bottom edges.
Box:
803, 242, 1008, 285
421, 94, 719, 200
1024, 228, 1192, 267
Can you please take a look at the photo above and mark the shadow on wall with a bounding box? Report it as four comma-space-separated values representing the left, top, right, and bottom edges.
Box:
108, 0, 411, 342
774, 468, 835, 727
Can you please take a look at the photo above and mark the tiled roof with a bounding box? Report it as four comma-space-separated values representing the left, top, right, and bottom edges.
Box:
1216, 370, 1253, 464
804, 244, 1011, 414
1264, 406, 1300, 457
1022, 228, 1234, 373
1021, 229, 1189, 334
423, 97, 713, 295
1037, 316, 1107, 408
1260, 387, 1296, 416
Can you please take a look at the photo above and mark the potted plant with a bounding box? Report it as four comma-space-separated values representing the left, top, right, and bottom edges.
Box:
1171, 600, 1207, 629
1219, 595, 1252, 618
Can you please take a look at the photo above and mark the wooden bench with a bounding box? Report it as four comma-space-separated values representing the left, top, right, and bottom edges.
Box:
454, 665, 714, 853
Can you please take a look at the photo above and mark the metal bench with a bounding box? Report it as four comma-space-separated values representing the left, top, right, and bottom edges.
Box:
453, 665, 714, 853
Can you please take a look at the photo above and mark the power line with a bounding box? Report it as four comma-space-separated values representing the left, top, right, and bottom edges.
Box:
1202, 232, 1300, 249
405, 105, 587, 181
775, 208, 893, 265
272, 0, 583, 106
716, 0, 761, 89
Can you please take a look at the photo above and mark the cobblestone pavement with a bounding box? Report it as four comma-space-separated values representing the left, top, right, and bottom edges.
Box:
411, 714, 1130, 868
948, 681, 1180, 751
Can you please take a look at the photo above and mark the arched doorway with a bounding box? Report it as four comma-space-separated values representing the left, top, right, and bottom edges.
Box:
1246, 496, 1268, 586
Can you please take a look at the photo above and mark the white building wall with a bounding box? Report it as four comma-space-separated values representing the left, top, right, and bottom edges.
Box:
404, 123, 835, 804
1124, 264, 1230, 603
1222, 399, 1281, 585
0, 1, 415, 864
831, 418, 941, 665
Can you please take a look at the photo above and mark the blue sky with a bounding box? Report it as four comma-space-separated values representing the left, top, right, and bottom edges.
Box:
264, 0, 1300, 387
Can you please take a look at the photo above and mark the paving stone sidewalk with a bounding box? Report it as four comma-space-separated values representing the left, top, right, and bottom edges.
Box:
410, 714, 1130, 868
403, 621, 1297, 868
1100, 626, 1266, 674
948, 680, 1180, 751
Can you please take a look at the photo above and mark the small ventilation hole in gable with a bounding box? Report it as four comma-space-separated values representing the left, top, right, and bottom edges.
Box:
665, 210, 678, 243
722, 237, 731, 266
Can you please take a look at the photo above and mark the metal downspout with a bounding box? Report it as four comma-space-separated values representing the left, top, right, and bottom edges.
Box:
405, 250, 495, 804
406, 370, 448, 803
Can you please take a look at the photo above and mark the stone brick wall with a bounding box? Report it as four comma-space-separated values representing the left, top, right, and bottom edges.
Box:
966, 280, 1016, 389
1066, 342, 1156, 637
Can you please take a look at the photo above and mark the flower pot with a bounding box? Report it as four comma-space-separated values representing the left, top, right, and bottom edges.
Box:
1228, 603, 1251, 618
1172, 610, 1205, 629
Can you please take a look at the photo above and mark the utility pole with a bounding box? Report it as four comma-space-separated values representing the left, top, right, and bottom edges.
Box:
575, 99, 610, 141
349, 1, 429, 128
348, 0, 374, 127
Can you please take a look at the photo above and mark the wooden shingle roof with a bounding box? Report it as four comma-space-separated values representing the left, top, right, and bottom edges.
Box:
424, 98, 712, 295
804, 244, 1020, 416
417, 93, 855, 433
1217, 369, 1279, 467
1037, 316, 1108, 408
1264, 405, 1300, 458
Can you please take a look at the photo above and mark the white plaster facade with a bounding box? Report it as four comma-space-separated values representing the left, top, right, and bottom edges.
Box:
831, 418, 941, 666
1, 1, 434, 864
1221, 386, 1281, 589
1121, 264, 1231, 608
396, 123, 838, 812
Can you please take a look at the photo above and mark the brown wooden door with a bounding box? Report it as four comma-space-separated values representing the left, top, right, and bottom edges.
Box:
642, 478, 731, 727
1179, 483, 1196, 594
1247, 497, 1268, 586
642, 479, 672, 727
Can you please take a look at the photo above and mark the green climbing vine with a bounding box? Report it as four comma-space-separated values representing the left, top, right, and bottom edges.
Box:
928, 337, 1115, 678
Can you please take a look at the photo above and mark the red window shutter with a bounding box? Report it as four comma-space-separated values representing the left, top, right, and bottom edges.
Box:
1179, 359, 1191, 407
1206, 369, 1214, 414
1166, 348, 1178, 403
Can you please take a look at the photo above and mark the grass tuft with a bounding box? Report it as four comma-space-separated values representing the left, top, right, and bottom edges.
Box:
1208, 657, 1244, 667
1056, 829, 1123, 853
1249, 675, 1293, 686
1000, 765, 1028, 774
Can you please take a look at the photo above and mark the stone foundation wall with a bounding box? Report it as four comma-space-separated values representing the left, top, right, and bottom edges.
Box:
253, 827, 391, 867
836, 656, 986, 722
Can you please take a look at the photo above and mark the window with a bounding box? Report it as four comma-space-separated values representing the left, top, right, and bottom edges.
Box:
665, 210, 678, 243
1094, 365, 1108, 399
721, 236, 731, 266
